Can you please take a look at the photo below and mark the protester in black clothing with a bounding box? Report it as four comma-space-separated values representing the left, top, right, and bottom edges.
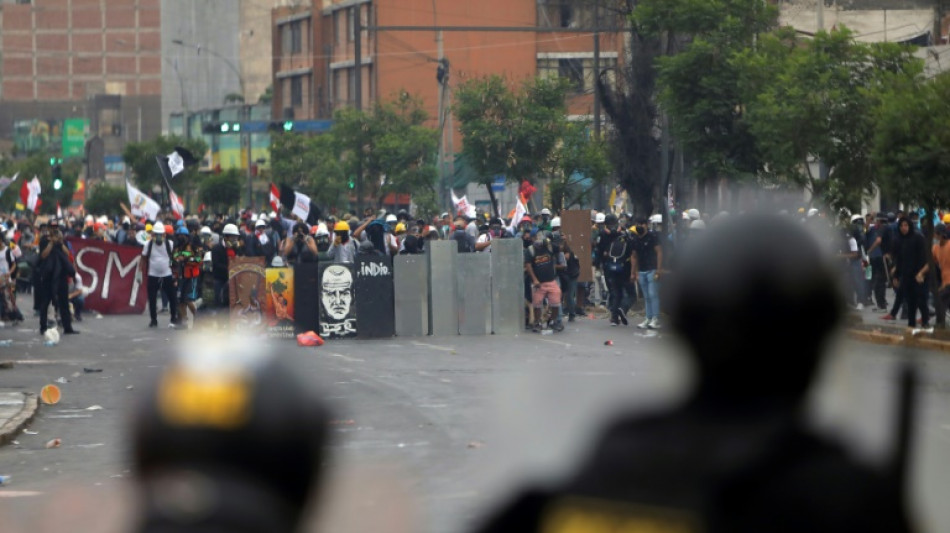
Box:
474, 215, 911, 533
602, 228, 634, 326
282, 222, 318, 265
211, 223, 244, 308
892, 216, 930, 329
524, 234, 565, 332
245, 219, 277, 265
37, 219, 78, 335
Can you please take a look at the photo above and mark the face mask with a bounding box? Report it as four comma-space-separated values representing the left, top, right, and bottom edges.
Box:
154, 236, 164, 244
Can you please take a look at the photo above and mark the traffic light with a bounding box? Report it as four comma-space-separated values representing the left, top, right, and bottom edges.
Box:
283, 121, 293, 132
202, 121, 242, 134
348, 179, 355, 189
52, 164, 62, 190
268, 121, 295, 133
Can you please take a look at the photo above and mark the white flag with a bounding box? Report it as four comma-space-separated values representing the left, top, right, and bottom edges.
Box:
451, 190, 476, 219
507, 196, 527, 235
126, 180, 161, 221
167, 151, 185, 177
292, 191, 311, 221
20, 176, 42, 213
0, 172, 19, 198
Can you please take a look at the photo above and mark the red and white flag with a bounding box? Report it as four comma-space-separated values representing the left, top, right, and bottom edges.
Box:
168, 186, 185, 220
19, 176, 42, 213
269, 183, 281, 212
507, 193, 528, 235
56, 202, 63, 220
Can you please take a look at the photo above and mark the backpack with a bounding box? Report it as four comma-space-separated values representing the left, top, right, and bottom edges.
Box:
145, 239, 174, 271
604, 238, 628, 274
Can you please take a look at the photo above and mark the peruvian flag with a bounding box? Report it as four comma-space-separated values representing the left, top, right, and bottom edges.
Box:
269, 183, 281, 212
19, 176, 42, 213
56, 202, 63, 220
168, 186, 185, 220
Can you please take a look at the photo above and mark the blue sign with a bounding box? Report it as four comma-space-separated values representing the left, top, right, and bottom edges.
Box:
491, 175, 506, 192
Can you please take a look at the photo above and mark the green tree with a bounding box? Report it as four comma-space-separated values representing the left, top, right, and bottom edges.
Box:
739, 28, 920, 212
641, 0, 778, 211
84, 183, 127, 217
453, 75, 570, 215
334, 93, 438, 209
545, 121, 612, 212
270, 131, 348, 209
199, 169, 243, 214
122, 135, 208, 195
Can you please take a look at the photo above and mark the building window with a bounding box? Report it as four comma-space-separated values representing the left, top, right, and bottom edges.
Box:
537, 1, 594, 29
290, 21, 302, 53
333, 10, 340, 45
347, 7, 356, 42
538, 56, 618, 93
347, 67, 356, 104
290, 76, 303, 106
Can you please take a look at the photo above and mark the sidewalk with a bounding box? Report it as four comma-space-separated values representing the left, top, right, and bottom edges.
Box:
847, 305, 950, 353
0, 391, 39, 446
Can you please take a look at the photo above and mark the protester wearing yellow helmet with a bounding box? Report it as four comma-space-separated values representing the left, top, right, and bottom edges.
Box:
328, 220, 356, 263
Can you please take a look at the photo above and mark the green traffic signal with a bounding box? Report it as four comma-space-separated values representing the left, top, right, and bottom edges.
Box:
220, 123, 230, 133
232, 122, 241, 132
283, 121, 293, 132
49, 157, 56, 166
53, 179, 62, 190
348, 181, 355, 189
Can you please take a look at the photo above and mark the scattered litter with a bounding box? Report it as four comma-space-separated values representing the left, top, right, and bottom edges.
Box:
0, 340, 12, 347
0, 361, 13, 369
396, 443, 406, 448
45, 438, 61, 449
83, 368, 103, 373
604, 340, 614, 346
40, 384, 61, 405
72, 443, 104, 449
467, 441, 485, 449
44, 329, 60, 346
11, 440, 19, 446
22, 429, 37, 435
540, 329, 553, 335
110, 474, 124, 479
126, 385, 134, 390
94, 313, 103, 319
588, 313, 596, 320
296, 331, 325, 347
0, 475, 10, 485
70, 372, 80, 378
85, 405, 103, 411
54, 377, 68, 384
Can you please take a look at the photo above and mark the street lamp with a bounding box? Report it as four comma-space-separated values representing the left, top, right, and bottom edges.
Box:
172, 38, 253, 207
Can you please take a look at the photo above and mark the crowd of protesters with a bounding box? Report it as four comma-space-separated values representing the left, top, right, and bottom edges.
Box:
2, 201, 949, 337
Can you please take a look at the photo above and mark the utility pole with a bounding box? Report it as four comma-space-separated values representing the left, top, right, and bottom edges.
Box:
245, 103, 253, 208
354, 9, 364, 214
817, 0, 824, 31
593, 0, 604, 211
436, 30, 448, 213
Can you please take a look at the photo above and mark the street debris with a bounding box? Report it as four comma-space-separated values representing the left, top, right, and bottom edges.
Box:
296, 331, 325, 347
40, 384, 61, 405
604, 340, 614, 346
0, 361, 13, 369
0, 475, 10, 485
0, 340, 13, 347
44, 329, 60, 346
85, 405, 103, 411
467, 441, 485, 449
45, 438, 62, 449
22, 429, 37, 435
329, 419, 356, 426
83, 368, 103, 373
126, 385, 134, 390
70, 372, 80, 378
54, 377, 67, 384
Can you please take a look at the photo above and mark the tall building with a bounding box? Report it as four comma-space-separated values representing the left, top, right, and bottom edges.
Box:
270, 0, 625, 212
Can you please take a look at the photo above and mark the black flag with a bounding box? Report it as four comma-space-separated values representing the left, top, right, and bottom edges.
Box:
279, 183, 321, 225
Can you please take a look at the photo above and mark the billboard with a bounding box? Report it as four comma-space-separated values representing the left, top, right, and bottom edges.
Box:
62, 118, 88, 159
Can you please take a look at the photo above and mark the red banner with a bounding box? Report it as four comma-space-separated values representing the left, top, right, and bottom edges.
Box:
68, 238, 147, 314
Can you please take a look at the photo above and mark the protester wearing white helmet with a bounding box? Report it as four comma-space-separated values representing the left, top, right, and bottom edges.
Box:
594, 213, 606, 225
210, 223, 244, 308
551, 216, 561, 229
687, 208, 701, 221
137, 221, 179, 329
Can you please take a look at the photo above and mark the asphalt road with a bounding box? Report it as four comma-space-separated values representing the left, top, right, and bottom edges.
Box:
1, 299, 950, 533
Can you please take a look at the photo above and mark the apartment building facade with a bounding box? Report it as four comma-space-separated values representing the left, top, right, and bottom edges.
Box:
271, 0, 625, 122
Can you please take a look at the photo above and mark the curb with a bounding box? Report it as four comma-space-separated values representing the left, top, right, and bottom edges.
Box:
0, 393, 39, 446
846, 329, 950, 354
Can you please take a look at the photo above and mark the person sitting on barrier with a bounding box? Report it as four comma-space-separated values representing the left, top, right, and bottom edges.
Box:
282, 222, 318, 265
328, 220, 357, 264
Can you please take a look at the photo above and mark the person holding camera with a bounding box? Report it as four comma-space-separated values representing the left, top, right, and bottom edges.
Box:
37, 219, 78, 335
282, 222, 318, 265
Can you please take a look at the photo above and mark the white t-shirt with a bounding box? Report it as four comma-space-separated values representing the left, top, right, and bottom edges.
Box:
476, 233, 492, 252
142, 238, 174, 278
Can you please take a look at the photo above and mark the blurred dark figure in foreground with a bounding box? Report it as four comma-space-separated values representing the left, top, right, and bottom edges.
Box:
131, 339, 330, 532
475, 215, 911, 533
